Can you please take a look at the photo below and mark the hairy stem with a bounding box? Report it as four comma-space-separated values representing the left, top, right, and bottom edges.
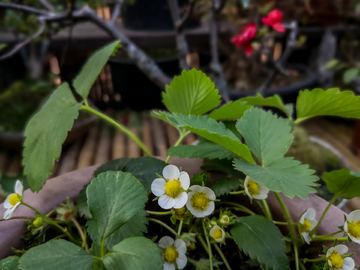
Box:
165, 129, 188, 163
213, 242, 232, 270
202, 219, 213, 270
178, 220, 184, 235
148, 218, 179, 237
146, 210, 172, 216
262, 199, 272, 220
71, 217, 88, 251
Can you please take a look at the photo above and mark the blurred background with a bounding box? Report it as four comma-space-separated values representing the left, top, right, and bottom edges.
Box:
0, 0, 360, 211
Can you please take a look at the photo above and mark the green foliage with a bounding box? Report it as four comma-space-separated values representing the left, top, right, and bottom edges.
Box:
296, 88, 360, 123
0, 174, 28, 194
23, 83, 82, 191
236, 108, 293, 166
151, 110, 180, 129
167, 114, 254, 163
240, 94, 291, 117
323, 169, 360, 199
207, 100, 252, 120
18, 239, 94, 270
190, 172, 210, 186
95, 157, 167, 192
231, 215, 290, 270
0, 256, 19, 270
73, 41, 120, 99
325, 59, 339, 69
201, 159, 239, 176
103, 237, 163, 270
234, 158, 318, 198
162, 69, 221, 115
167, 143, 236, 160
87, 171, 148, 240
211, 177, 240, 196
343, 68, 359, 84
77, 186, 92, 219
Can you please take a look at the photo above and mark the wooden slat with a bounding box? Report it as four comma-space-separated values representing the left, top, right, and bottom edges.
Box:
112, 127, 126, 159
142, 117, 153, 156
127, 127, 141, 158
150, 117, 167, 156
185, 133, 197, 145
6, 154, 21, 176
94, 125, 111, 165
77, 127, 98, 169
57, 139, 82, 175
166, 124, 178, 147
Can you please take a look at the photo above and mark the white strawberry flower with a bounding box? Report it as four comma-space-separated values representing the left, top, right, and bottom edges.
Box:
210, 225, 225, 243
158, 236, 187, 270
186, 185, 216, 218
3, 180, 23, 219
344, 210, 360, 244
326, 245, 355, 270
151, 165, 190, 209
244, 176, 269, 200
298, 208, 317, 245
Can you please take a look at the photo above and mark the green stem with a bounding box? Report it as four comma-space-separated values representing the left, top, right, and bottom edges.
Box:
148, 218, 178, 237
216, 202, 255, 215
302, 257, 327, 263
273, 221, 290, 226
165, 129, 187, 163
188, 257, 198, 266
101, 238, 105, 258
202, 219, 213, 270
194, 228, 209, 253
229, 190, 245, 195
262, 200, 272, 220
71, 217, 88, 252
213, 243, 232, 270
299, 262, 306, 270
146, 210, 172, 215
274, 193, 299, 270
310, 194, 338, 237
0, 216, 33, 222
316, 230, 342, 238
311, 236, 348, 242
81, 105, 152, 157
178, 220, 183, 235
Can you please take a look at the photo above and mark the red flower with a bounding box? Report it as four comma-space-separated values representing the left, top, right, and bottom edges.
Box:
262, 9, 285, 32
231, 22, 256, 56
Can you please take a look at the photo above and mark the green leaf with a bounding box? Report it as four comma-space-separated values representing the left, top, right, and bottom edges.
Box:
240, 94, 290, 117
236, 108, 293, 166
231, 215, 290, 270
87, 171, 148, 240
151, 110, 180, 129
23, 83, 82, 191
323, 169, 360, 199
233, 158, 318, 198
0, 256, 19, 270
162, 69, 221, 115
212, 177, 240, 196
77, 186, 92, 219
296, 88, 360, 123
325, 59, 339, 69
18, 239, 94, 270
167, 143, 236, 160
73, 41, 120, 99
207, 100, 252, 120
343, 68, 359, 84
168, 114, 254, 163
103, 237, 163, 270
201, 159, 238, 176
95, 157, 167, 192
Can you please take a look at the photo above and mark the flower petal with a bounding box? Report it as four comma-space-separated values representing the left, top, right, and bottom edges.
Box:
244, 42, 253, 56
15, 180, 23, 195
326, 247, 334, 257
305, 208, 316, 221
173, 192, 188, 209
262, 17, 272, 26
179, 172, 190, 190
189, 185, 202, 192
301, 232, 311, 245
4, 196, 12, 209
159, 195, 176, 209
334, 244, 348, 255
158, 236, 174, 249
176, 253, 187, 269
253, 193, 268, 200
348, 233, 360, 244
272, 23, 285, 32
310, 219, 317, 230
347, 209, 360, 222
342, 257, 355, 270
164, 262, 175, 270
163, 165, 180, 181
174, 239, 187, 255
3, 208, 14, 219
201, 202, 215, 217
151, 178, 166, 196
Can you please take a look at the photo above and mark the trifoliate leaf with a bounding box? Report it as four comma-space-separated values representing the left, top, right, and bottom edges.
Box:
0, 256, 19, 270
207, 100, 252, 120
77, 186, 92, 219
231, 215, 290, 270
162, 69, 221, 115
296, 88, 360, 123
236, 108, 293, 166
343, 68, 359, 84
103, 237, 163, 270
323, 169, 360, 199
167, 114, 254, 163
73, 41, 120, 99
151, 110, 180, 129
212, 177, 240, 196
233, 158, 318, 198
23, 83, 81, 191
18, 239, 94, 270
167, 143, 236, 160
87, 171, 147, 240
240, 94, 290, 117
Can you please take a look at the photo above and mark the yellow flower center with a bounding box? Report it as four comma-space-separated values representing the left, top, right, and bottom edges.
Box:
8, 193, 21, 208
165, 180, 182, 198
174, 206, 187, 218
191, 192, 209, 211
247, 180, 260, 196
164, 246, 178, 263
328, 252, 344, 268
299, 219, 312, 232
212, 229, 223, 241
347, 220, 360, 239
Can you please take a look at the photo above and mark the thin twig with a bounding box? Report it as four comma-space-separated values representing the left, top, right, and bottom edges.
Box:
39, 0, 54, 12
176, 0, 196, 30
110, 0, 124, 25
0, 2, 49, 16
70, 217, 89, 251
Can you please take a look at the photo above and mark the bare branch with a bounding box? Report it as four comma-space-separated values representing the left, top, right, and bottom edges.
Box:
39, 0, 54, 12
176, 0, 196, 30
111, 0, 124, 25
0, 2, 49, 16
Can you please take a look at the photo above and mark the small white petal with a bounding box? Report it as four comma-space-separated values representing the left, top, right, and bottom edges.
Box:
151, 178, 166, 196
334, 244, 348, 255
176, 253, 187, 269
158, 236, 174, 249
201, 202, 215, 217
15, 180, 23, 195
173, 192, 188, 209
301, 232, 311, 245
4, 196, 12, 209
348, 233, 360, 244
344, 220, 348, 232
163, 165, 180, 181
342, 257, 355, 270
305, 208, 316, 221
258, 182, 269, 192
310, 219, 318, 230
299, 212, 306, 225
159, 195, 176, 209
179, 172, 190, 190
210, 225, 225, 242
253, 193, 268, 200
204, 187, 216, 201
4, 208, 14, 219
163, 262, 175, 270
189, 185, 203, 192
347, 210, 360, 222
326, 247, 335, 257
174, 239, 187, 254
